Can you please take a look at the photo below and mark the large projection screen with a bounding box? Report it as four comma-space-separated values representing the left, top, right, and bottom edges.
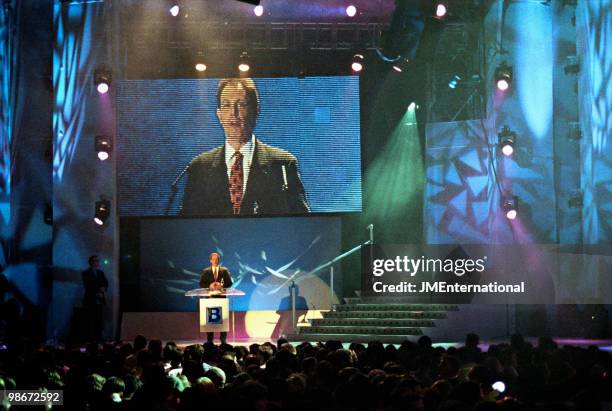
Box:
117, 76, 362, 217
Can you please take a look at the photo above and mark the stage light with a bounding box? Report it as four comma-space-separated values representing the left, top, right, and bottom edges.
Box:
346, 5, 357, 17
501, 143, 513, 156
195, 63, 207, 72
498, 126, 515, 157
97, 83, 109, 94
564, 55, 579, 74
169, 4, 180, 16
435, 3, 447, 18
94, 67, 111, 94
94, 198, 111, 226
95, 135, 112, 161
502, 196, 518, 220
492, 381, 506, 393
392, 65, 402, 72
496, 78, 509, 91
495, 63, 512, 91
351, 54, 364, 72
448, 74, 461, 89
238, 51, 250, 72
253, 5, 263, 16
408, 102, 416, 111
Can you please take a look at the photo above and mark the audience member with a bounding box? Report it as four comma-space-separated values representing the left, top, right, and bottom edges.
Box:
0, 330, 609, 411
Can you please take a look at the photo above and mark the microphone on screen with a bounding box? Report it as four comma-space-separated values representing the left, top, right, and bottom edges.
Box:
281, 165, 288, 191
166, 162, 191, 216
171, 163, 191, 191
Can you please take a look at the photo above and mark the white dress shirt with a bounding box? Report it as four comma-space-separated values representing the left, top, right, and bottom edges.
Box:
225, 135, 255, 194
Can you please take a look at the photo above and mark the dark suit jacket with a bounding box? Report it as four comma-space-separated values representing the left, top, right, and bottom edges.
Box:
82, 268, 108, 306
180, 139, 310, 216
199, 266, 233, 289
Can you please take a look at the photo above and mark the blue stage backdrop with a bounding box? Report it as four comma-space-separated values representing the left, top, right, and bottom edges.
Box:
138, 216, 342, 312
116, 76, 361, 216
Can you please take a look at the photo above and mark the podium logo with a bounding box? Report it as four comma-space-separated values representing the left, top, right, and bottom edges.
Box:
207, 307, 223, 324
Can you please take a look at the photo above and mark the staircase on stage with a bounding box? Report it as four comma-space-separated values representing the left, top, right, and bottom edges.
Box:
287, 295, 459, 343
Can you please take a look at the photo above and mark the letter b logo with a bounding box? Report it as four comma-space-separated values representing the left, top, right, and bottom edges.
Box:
207, 307, 222, 324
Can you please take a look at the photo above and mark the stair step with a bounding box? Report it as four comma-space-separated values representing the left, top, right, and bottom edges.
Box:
300, 325, 423, 336
344, 296, 452, 304
334, 304, 458, 312
286, 333, 421, 344
310, 318, 435, 327
323, 310, 447, 319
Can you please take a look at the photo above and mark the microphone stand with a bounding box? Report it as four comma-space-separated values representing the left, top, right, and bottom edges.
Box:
165, 163, 190, 216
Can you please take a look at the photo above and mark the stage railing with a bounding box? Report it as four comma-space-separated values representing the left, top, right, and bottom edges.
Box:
291, 224, 373, 333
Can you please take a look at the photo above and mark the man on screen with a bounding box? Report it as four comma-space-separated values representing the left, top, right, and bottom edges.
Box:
180, 77, 310, 216
200, 252, 233, 344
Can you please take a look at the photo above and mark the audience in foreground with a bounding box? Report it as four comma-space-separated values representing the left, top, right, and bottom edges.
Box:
0, 332, 610, 410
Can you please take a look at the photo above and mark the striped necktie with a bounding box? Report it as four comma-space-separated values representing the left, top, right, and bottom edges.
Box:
229, 151, 244, 214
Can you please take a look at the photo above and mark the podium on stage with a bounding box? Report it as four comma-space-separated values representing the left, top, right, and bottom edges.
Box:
185, 288, 245, 337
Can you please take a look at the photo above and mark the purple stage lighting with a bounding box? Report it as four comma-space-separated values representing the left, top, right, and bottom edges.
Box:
94, 67, 111, 95
254, 5, 263, 16
501, 143, 514, 156
495, 63, 513, 92
502, 196, 519, 221
496, 78, 509, 91
346, 5, 357, 17
95, 135, 112, 161
97, 83, 109, 94
498, 126, 516, 157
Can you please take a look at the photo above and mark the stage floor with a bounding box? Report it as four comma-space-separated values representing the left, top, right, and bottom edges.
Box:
172, 337, 612, 352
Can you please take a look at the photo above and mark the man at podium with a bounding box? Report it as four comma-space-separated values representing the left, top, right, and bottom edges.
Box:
199, 252, 233, 343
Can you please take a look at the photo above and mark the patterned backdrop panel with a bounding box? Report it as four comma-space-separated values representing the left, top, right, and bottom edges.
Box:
578, 0, 612, 244
425, 120, 496, 244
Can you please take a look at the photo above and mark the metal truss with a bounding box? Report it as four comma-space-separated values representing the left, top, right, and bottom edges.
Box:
129, 22, 388, 53
426, 21, 486, 123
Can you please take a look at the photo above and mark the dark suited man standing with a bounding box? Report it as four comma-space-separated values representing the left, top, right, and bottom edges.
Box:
180, 77, 310, 216
82, 255, 108, 341
199, 252, 233, 344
